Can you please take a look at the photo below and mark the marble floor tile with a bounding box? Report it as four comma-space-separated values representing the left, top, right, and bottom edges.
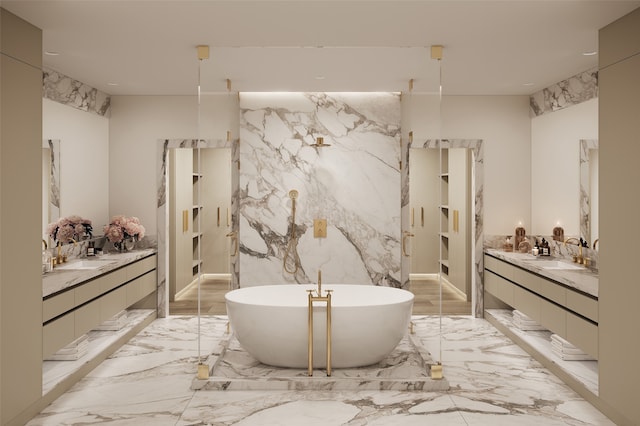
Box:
27, 315, 614, 426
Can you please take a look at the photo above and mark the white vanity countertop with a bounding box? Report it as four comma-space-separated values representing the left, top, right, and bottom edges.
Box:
42, 248, 157, 298
484, 249, 599, 298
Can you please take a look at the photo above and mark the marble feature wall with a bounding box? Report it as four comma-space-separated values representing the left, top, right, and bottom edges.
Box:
239, 93, 401, 287
43, 67, 111, 117
530, 68, 598, 117
403, 139, 484, 316
156, 139, 239, 317
580, 139, 598, 243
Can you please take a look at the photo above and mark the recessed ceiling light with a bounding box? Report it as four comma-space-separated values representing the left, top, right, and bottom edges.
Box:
582, 51, 598, 56
107, 82, 119, 86
44, 51, 60, 56
523, 82, 535, 87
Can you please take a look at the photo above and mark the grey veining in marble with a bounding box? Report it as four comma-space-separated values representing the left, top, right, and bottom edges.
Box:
485, 248, 598, 297
43, 67, 111, 117
530, 68, 598, 117
403, 139, 484, 317
193, 329, 449, 392
239, 93, 401, 287
27, 315, 614, 425
156, 138, 239, 317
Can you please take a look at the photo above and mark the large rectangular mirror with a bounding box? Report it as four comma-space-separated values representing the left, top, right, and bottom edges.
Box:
42, 139, 61, 241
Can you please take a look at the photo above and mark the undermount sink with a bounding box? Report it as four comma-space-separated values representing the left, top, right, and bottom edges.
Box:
529, 260, 584, 271
55, 259, 115, 270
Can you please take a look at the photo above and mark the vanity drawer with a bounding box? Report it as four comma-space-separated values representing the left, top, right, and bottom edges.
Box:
484, 270, 515, 305
566, 291, 598, 323
43, 290, 74, 322
566, 311, 598, 359
100, 286, 127, 322
43, 312, 75, 359
539, 298, 566, 338
98, 268, 127, 293
484, 256, 514, 280
513, 268, 541, 294
513, 286, 541, 322
75, 278, 102, 306
126, 270, 157, 306
75, 299, 101, 337
126, 255, 156, 280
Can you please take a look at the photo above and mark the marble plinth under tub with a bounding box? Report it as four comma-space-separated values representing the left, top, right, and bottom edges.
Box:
192, 329, 449, 391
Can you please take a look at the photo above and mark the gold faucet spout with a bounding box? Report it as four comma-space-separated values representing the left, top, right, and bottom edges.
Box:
317, 270, 322, 296
564, 238, 583, 263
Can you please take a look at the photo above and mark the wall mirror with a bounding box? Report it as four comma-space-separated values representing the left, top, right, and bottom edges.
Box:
580, 139, 598, 244
42, 139, 61, 239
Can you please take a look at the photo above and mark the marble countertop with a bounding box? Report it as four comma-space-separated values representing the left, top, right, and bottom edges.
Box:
484, 249, 598, 298
42, 248, 157, 299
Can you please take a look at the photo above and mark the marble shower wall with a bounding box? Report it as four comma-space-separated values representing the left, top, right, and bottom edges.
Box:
239, 93, 401, 287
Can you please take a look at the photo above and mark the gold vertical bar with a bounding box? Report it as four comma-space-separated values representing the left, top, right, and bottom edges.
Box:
326, 292, 332, 376
421, 207, 424, 227
226, 130, 231, 142
408, 78, 414, 92
182, 210, 188, 232
217, 207, 220, 227
411, 208, 414, 227
308, 291, 314, 376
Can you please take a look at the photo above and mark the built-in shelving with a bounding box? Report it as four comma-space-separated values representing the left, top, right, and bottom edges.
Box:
440, 148, 449, 278
192, 150, 203, 278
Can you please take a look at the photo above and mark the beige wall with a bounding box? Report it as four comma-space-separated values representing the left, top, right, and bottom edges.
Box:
403, 94, 531, 235
0, 8, 43, 425
598, 6, 640, 425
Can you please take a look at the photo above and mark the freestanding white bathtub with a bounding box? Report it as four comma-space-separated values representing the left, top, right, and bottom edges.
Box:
225, 284, 414, 369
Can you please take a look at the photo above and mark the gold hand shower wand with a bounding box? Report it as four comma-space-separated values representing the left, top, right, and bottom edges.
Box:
283, 190, 300, 274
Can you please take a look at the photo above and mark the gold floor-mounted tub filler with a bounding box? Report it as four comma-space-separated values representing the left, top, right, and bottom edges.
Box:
307, 270, 332, 376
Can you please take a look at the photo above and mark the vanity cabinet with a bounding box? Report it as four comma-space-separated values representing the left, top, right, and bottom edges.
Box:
484, 254, 598, 359
43, 254, 157, 359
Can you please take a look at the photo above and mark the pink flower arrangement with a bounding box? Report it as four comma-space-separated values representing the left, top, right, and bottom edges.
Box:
103, 215, 145, 243
47, 215, 93, 243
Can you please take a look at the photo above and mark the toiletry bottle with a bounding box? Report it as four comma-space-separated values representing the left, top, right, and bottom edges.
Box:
87, 241, 95, 257
532, 240, 539, 256
540, 238, 548, 256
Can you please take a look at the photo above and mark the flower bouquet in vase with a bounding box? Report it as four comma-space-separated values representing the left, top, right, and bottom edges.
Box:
103, 215, 145, 252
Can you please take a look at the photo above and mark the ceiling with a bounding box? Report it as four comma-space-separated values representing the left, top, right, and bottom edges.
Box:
3, 1, 639, 96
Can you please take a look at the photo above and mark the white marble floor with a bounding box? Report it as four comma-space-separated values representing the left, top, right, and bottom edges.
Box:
27, 315, 614, 425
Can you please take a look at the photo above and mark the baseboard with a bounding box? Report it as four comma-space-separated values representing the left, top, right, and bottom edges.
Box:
409, 273, 439, 280
203, 273, 231, 280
